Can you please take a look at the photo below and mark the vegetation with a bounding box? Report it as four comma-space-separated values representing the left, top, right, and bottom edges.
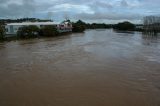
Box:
72, 20, 86, 32
85, 23, 112, 29
2, 18, 150, 41
17, 25, 39, 39
72, 20, 113, 31
40, 25, 59, 37
0, 24, 5, 41
17, 25, 59, 38
113, 21, 135, 31
0, 18, 52, 25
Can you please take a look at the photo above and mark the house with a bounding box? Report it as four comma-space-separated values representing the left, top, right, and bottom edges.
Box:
57, 21, 73, 33
5, 21, 72, 37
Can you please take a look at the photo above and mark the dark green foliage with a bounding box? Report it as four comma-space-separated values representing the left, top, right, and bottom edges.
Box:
40, 25, 59, 37
72, 24, 85, 32
72, 20, 86, 32
17, 25, 39, 39
72, 20, 113, 31
17, 25, 58, 39
76, 20, 86, 26
0, 25, 5, 41
114, 21, 135, 31
0, 18, 52, 25
86, 23, 112, 29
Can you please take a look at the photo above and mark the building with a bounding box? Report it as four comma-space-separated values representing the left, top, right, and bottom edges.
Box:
57, 21, 73, 33
5, 21, 72, 37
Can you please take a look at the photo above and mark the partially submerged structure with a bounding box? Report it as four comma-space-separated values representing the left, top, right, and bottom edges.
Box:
5, 21, 72, 37
143, 16, 160, 32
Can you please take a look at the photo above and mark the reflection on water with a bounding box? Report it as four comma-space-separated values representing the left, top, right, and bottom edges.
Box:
114, 29, 135, 34
0, 29, 160, 106
142, 32, 160, 46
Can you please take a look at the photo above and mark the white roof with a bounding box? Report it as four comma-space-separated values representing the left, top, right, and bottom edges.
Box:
6, 22, 60, 26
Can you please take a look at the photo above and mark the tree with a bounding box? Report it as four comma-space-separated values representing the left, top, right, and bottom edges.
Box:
40, 25, 59, 37
17, 25, 39, 39
114, 21, 135, 31
72, 20, 86, 32
0, 24, 5, 41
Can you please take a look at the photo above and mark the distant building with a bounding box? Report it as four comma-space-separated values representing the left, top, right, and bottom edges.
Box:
5, 21, 72, 37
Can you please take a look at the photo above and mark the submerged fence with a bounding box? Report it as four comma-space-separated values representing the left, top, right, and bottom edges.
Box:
143, 16, 160, 33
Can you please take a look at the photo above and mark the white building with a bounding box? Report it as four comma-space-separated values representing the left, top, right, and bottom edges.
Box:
5, 21, 72, 37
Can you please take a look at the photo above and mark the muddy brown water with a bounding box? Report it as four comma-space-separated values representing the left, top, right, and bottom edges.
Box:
0, 29, 160, 106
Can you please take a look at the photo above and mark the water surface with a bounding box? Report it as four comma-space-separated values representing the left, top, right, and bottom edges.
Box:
0, 29, 160, 106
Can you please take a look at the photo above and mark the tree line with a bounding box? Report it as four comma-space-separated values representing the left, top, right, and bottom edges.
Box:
0, 18, 52, 25
72, 20, 113, 30
0, 20, 137, 41
73, 20, 135, 31
1, 16, 160, 41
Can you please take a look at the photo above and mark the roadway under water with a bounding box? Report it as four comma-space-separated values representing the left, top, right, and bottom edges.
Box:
0, 29, 160, 106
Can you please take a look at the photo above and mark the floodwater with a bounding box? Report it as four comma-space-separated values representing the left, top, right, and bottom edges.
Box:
0, 29, 160, 106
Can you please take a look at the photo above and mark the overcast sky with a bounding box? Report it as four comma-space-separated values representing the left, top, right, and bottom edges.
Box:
0, 0, 160, 23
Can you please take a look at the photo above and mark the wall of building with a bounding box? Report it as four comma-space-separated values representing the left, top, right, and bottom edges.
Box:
5, 25, 22, 35
5, 22, 72, 37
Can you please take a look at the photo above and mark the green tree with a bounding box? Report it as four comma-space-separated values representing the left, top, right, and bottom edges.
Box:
72, 20, 86, 32
40, 25, 59, 37
0, 24, 5, 41
114, 21, 135, 31
17, 25, 39, 39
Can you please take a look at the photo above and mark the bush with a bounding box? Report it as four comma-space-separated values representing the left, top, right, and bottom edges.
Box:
114, 21, 135, 31
17, 25, 39, 39
0, 25, 5, 41
40, 25, 59, 37
72, 24, 85, 32
72, 20, 86, 32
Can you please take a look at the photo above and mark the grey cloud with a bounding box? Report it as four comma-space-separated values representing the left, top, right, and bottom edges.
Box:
120, 0, 129, 7
74, 12, 143, 21
0, 0, 9, 4
90, 1, 113, 10
0, 0, 35, 18
0, 0, 159, 23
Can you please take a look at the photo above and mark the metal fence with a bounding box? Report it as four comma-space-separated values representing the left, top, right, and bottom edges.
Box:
143, 16, 160, 33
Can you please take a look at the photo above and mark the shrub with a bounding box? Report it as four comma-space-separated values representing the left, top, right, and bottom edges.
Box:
114, 21, 135, 31
17, 25, 39, 39
72, 24, 85, 32
72, 20, 86, 32
40, 25, 59, 37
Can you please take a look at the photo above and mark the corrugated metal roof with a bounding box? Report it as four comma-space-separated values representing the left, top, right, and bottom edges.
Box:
6, 22, 60, 26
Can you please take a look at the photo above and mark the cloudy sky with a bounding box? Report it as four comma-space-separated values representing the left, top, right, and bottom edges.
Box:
0, 0, 160, 23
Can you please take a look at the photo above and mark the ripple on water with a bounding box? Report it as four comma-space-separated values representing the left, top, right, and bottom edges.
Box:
0, 29, 160, 106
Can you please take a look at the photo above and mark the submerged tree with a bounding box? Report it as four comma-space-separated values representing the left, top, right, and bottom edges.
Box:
17, 25, 39, 39
40, 25, 59, 37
